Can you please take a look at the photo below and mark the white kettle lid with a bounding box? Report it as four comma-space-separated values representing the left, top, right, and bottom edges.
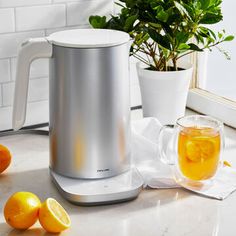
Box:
47, 29, 130, 48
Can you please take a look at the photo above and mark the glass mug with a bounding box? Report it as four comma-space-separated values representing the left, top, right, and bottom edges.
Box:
158, 115, 225, 184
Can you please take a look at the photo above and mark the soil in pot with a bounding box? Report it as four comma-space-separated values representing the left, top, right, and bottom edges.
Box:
146, 66, 185, 71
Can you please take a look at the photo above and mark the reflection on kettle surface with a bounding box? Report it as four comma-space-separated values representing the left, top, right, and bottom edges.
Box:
74, 133, 85, 171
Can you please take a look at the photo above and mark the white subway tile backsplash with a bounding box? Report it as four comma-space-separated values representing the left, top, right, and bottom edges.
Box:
28, 77, 49, 102
2, 77, 49, 106
0, 59, 10, 83
67, 0, 113, 26
0, 0, 51, 8
0, 0, 115, 130
16, 5, 66, 31
45, 24, 90, 36
0, 100, 49, 130
30, 59, 49, 78
0, 31, 45, 58
0, 9, 15, 33
2, 82, 14, 106
11, 58, 49, 80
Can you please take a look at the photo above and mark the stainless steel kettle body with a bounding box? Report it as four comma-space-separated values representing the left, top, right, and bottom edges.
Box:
12, 29, 131, 179
50, 44, 131, 178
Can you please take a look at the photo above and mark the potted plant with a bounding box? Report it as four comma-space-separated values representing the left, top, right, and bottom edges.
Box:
89, 0, 233, 124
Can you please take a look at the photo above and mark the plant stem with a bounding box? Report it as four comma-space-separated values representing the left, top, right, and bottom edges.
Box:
172, 56, 177, 71
176, 50, 194, 60
132, 53, 150, 67
176, 40, 225, 60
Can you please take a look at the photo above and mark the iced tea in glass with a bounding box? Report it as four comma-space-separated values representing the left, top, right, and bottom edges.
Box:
178, 127, 221, 180
159, 115, 224, 183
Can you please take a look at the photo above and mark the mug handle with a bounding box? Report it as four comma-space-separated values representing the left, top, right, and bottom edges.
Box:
158, 124, 175, 165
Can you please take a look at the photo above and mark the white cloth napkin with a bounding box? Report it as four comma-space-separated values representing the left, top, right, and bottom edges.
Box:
131, 117, 236, 200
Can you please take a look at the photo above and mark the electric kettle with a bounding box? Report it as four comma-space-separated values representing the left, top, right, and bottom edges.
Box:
13, 29, 143, 205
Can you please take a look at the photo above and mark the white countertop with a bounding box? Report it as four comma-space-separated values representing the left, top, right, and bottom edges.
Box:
1, 109, 236, 236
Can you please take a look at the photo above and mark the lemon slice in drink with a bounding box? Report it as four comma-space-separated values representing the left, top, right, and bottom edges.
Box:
199, 140, 215, 159
186, 141, 201, 162
39, 198, 71, 233
186, 139, 215, 162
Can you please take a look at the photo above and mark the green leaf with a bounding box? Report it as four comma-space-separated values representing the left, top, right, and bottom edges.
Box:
115, 1, 125, 9
148, 29, 171, 50
208, 28, 217, 39
178, 43, 190, 50
188, 43, 204, 52
124, 15, 138, 32
209, 0, 222, 7
134, 32, 149, 46
148, 22, 162, 29
200, 0, 211, 10
174, 1, 191, 20
199, 13, 223, 24
198, 26, 211, 38
123, 0, 136, 8
150, 0, 164, 10
224, 35, 234, 41
182, 3, 195, 21
176, 31, 189, 44
88, 0, 231, 70
218, 32, 223, 39
161, 47, 171, 58
155, 6, 169, 22
89, 15, 107, 28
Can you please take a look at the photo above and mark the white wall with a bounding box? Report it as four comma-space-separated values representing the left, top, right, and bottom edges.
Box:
0, 0, 114, 131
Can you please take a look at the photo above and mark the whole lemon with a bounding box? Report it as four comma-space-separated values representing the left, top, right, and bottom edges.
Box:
0, 144, 11, 174
4, 192, 41, 229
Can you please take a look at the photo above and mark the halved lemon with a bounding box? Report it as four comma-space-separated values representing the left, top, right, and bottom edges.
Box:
39, 198, 71, 233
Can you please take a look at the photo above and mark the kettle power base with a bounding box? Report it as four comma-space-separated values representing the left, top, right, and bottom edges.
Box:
50, 168, 144, 206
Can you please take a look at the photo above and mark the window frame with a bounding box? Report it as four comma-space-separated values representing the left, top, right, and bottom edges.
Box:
187, 52, 236, 128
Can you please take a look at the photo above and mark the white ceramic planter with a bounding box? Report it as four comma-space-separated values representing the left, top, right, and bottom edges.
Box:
137, 61, 193, 125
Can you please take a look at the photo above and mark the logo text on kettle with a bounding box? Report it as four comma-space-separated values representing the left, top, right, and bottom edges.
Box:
97, 169, 110, 173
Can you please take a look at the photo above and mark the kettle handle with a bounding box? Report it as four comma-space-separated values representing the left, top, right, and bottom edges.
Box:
12, 37, 53, 130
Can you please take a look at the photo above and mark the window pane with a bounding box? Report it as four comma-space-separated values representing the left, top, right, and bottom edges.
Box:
198, 1, 236, 101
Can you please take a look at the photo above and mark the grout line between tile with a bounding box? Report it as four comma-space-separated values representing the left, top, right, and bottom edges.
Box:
0, 76, 49, 86
9, 58, 13, 81
0, 98, 49, 109
0, 1, 53, 9
0, 0, 100, 9
0, 23, 87, 35
0, 81, 14, 86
